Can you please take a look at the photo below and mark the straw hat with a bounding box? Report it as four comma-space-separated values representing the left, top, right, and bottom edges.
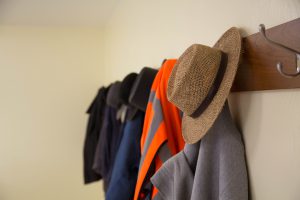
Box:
167, 27, 242, 144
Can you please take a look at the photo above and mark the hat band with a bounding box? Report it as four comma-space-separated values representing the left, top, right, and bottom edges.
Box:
191, 52, 228, 118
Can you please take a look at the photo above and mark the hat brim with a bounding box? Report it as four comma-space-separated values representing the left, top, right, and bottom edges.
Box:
182, 27, 242, 144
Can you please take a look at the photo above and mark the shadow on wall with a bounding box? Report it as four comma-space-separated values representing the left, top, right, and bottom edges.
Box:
228, 91, 262, 200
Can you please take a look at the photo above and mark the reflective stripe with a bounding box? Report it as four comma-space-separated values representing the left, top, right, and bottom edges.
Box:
148, 91, 156, 103
138, 92, 163, 172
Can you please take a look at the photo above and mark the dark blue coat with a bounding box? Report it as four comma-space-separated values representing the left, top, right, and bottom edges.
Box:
106, 111, 144, 200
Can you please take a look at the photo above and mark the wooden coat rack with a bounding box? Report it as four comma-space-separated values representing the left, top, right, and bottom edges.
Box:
232, 18, 300, 92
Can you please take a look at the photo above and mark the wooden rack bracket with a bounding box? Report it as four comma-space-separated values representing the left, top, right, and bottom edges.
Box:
232, 18, 300, 92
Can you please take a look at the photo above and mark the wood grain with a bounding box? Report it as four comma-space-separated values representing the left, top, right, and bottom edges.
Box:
232, 18, 300, 92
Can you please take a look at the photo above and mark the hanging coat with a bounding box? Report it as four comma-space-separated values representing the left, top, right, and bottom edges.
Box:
83, 87, 108, 184
106, 111, 144, 200
93, 105, 124, 190
151, 103, 248, 200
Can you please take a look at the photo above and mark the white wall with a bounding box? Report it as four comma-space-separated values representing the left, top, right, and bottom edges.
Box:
1, 1, 300, 200
102, 0, 300, 199
0, 26, 104, 200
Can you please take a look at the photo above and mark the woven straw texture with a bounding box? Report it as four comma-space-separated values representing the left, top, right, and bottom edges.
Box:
168, 27, 242, 144
167, 44, 222, 115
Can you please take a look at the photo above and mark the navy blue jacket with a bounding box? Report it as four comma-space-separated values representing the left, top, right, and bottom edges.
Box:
106, 111, 144, 200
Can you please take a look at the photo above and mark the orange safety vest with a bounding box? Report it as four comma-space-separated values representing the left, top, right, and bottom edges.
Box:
134, 59, 185, 200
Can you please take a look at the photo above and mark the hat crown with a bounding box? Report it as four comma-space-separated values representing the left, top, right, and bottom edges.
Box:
167, 44, 222, 115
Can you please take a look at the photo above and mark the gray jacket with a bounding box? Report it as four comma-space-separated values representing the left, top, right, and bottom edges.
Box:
151, 103, 248, 200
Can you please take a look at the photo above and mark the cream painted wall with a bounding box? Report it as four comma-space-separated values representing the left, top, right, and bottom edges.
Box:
102, 0, 300, 199
0, 26, 104, 200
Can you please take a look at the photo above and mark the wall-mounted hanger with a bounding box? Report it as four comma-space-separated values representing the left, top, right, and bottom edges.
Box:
232, 18, 300, 92
259, 24, 300, 78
